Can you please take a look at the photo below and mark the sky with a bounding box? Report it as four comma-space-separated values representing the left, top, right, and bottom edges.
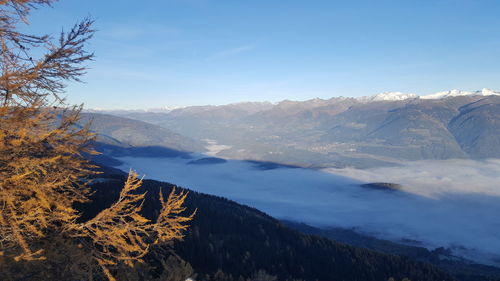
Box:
25, 0, 500, 109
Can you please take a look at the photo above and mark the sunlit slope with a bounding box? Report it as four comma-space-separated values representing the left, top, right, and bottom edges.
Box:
79, 112, 206, 152
104, 96, 500, 168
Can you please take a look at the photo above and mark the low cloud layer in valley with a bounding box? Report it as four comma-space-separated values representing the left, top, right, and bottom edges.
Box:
327, 159, 500, 198
116, 156, 500, 266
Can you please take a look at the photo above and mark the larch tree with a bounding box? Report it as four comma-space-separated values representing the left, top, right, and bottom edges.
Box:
0, 1, 194, 280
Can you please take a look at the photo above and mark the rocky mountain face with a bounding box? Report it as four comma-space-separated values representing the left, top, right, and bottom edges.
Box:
91, 93, 500, 168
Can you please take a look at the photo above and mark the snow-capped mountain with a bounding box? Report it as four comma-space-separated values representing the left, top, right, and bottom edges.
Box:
361, 88, 500, 101
420, 88, 500, 99
361, 91, 419, 102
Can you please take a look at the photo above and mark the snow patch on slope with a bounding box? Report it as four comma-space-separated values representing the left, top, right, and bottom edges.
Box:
420, 88, 500, 99
359, 88, 500, 101
362, 92, 419, 102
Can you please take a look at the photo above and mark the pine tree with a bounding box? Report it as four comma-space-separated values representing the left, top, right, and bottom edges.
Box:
0, 1, 194, 280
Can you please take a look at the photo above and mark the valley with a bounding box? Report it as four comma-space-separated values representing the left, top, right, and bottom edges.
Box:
93, 91, 500, 169
85, 90, 500, 280
105, 152, 500, 268
5, 1, 500, 279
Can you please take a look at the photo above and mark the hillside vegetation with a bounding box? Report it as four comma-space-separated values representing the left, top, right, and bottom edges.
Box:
81, 170, 456, 281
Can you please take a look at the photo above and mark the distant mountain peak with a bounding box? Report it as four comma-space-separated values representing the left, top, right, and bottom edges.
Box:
358, 89, 500, 102
478, 88, 500, 96
420, 88, 500, 99
361, 92, 419, 102
86, 89, 500, 113
145, 105, 184, 113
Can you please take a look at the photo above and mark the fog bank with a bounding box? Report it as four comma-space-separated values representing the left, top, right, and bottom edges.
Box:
116, 156, 500, 266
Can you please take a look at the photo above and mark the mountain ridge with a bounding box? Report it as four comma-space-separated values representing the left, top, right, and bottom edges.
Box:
85, 88, 500, 112
90, 95, 500, 168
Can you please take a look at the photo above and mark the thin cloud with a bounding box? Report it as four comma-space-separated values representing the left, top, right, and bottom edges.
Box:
100, 23, 182, 41
207, 45, 256, 60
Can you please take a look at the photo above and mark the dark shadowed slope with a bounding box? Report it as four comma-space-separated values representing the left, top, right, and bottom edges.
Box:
81, 169, 455, 281
284, 221, 500, 281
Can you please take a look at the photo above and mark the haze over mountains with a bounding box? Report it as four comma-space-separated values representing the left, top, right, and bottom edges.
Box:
79, 112, 206, 152
88, 89, 500, 168
79, 88, 500, 279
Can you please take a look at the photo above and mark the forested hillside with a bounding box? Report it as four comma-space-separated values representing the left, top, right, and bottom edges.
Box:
81, 169, 455, 281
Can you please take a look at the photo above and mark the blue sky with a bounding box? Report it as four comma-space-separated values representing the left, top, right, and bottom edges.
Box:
26, 0, 500, 109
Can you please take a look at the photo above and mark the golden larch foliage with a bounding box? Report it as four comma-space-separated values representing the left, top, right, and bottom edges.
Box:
73, 171, 195, 279
0, 105, 95, 261
0, 0, 195, 280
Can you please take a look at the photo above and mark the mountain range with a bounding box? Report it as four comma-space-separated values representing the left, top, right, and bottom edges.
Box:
87, 89, 500, 168
75, 89, 500, 280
